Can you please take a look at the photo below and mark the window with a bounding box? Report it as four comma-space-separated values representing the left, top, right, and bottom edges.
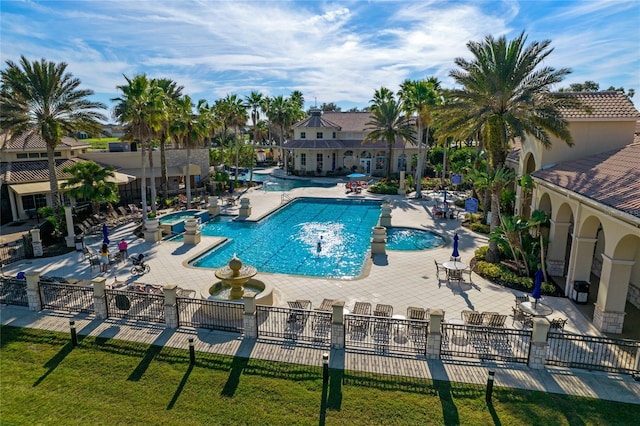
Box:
300, 132, 306, 139
316, 153, 323, 171
70, 150, 75, 155
21, 194, 47, 211
16, 153, 28, 159
316, 132, 323, 139
332, 132, 336, 139
28, 153, 39, 158
300, 153, 306, 166
54, 152, 61, 157
40, 153, 48, 158
375, 157, 386, 170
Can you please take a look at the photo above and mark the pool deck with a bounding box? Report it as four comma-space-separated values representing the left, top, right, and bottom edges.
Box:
2, 181, 639, 405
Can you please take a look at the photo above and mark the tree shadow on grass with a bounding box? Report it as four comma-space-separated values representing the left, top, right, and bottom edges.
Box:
220, 355, 250, 397
433, 380, 460, 425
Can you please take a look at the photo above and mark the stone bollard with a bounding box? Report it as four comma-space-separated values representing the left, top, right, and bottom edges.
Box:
331, 300, 346, 349
426, 308, 444, 359
208, 196, 221, 217
528, 318, 550, 369
91, 277, 108, 319
238, 198, 252, 218
371, 226, 387, 255
243, 295, 258, 338
25, 271, 42, 311
143, 216, 163, 242
164, 285, 179, 328
379, 202, 392, 227
183, 218, 201, 245
31, 228, 43, 257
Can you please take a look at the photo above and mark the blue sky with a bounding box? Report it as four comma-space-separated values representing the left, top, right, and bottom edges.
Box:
2, 0, 639, 117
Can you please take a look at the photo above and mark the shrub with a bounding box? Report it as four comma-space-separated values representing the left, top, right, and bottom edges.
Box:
470, 222, 490, 234
369, 179, 399, 194
474, 246, 488, 261
474, 259, 557, 295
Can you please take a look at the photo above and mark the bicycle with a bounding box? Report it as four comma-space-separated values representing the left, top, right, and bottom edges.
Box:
130, 253, 150, 275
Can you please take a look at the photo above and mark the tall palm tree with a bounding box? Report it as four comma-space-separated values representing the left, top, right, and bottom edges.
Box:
0, 56, 106, 210
398, 77, 442, 198
268, 95, 293, 173
61, 161, 119, 214
171, 95, 196, 207
154, 78, 183, 202
363, 93, 415, 179
112, 74, 164, 215
441, 32, 576, 263
245, 91, 263, 185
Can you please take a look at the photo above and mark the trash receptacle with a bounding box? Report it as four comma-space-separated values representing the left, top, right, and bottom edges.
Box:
572, 281, 589, 304
74, 234, 85, 252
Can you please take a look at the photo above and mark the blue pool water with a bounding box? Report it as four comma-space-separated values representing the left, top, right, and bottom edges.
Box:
386, 227, 445, 250
234, 172, 337, 192
189, 198, 444, 279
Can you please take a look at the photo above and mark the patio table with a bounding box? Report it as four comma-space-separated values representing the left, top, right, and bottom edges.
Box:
442, 261, 467, 281
519, 301, 553, 317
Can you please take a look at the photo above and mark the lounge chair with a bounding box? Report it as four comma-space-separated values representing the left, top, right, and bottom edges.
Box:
352, 301, 372, 316
407, 306, 426, 320
484, 312, 507, 328
315, 298, 336, 311
461, 310, 484, 325
373, 303, 393, 317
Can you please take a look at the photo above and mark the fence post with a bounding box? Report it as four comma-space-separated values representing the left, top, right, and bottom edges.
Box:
25, 271, 42, 311
426, 308, 443, 359
243, 295, 257, 338
331, 301, 345, 349
163, 285, 178, 328
528, 318, 550, 369
92, 277, 108, 319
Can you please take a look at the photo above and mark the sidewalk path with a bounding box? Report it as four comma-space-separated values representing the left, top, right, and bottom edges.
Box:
2, 304, 638, 405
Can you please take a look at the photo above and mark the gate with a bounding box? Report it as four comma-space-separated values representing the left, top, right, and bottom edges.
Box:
39, 281, 94, 313
546, 332, 640, 374
344, 315, 428, 355
0, 277, 28, 306
441, 323, 532, 364
105, 289, 165, 323
256, 305, 332, 346
0, 242, 25, 265
177, 298, 244, 332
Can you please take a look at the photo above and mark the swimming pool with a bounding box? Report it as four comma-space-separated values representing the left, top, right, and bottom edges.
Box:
189, 198, 444, 279
159, 210, 209, 234
386, 227, 446, 250
234, 172, 337, 192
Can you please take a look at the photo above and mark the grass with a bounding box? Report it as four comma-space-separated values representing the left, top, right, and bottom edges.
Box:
1, 325, 638, 425
82, 137, 120, 150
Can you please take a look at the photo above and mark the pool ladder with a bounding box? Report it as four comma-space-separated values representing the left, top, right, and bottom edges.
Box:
281, 193, 292, 204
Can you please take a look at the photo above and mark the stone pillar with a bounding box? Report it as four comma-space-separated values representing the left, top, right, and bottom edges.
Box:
183, 218, 201, 245
591, 253, 634, 333
238, 198, 252, 218
546, 220, 571, 276
379, 202, 392, 227
25, 271, 42, 312
208, 196, 220, 217
143, 217, 163, 242
164, 285, 179, 329
371, 226, 386, 255
425, 308, 443, 359
64, 205, 75, 247
397, 171, 406, 195
331, 300, 345, 349
528, 318, 550, 369
565, 236, 597, 295
92, 277, 108, 319
31, 228, 43, 257
243, 295, 257, 338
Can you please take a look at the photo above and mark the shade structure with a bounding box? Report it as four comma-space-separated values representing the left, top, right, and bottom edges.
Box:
452, 233, 460, 259
347, 173, 366, 179
532, 268, 544, 300
102, 223, 110, 244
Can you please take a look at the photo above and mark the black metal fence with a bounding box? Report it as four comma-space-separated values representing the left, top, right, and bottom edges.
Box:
256, 305, 332, 346
441, 323, 532, 364
105, 289, 165, 323
177, 298, 244, 333
40, 281, 94, 313
0, 241, 25, 265
546, 332, 640, 374
344, 315, 429, 355
0, 277, 28, 306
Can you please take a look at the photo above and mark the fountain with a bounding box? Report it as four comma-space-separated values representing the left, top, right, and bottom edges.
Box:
213, 255, 257, 299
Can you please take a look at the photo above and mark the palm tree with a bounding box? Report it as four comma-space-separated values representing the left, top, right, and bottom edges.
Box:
398, 77, 441, 198
0, 56, 107, 210
442, 32, 577, 263
268, 95, 293, 173
363, 94, 415, 179
154, 78, 183, 202
528, 209, 550, 281
245, 91, 263, 186
112, 74, 164, 215
61, 161, 119, 214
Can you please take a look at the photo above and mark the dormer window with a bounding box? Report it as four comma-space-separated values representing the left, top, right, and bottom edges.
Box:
301, 132, 306, 139
316, 132, 323, 139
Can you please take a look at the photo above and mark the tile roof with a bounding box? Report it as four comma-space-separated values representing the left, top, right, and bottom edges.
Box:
532, 143, 640, 218
293, 109, 342, 129
284, 139, 409, 150
0, 133, 89, 151
555, 91, 640, 119
1, 158, 85, 184
309, 112, 372, 132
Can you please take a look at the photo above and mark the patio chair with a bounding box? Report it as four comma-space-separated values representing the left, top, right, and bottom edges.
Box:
353, 301, 372, 316
373, 303, 393, 317
515, 295, 530, 306
511, 306, 533, 328
434, 259, 446, 279
315, 298, 336, 311
295, 299, 312, 310
549, 317, 568, 331
407, 306, 426, 320
349, 302, 372, 336
286, 301, 309, 331
461, 310, 484, 325
484, 312, 507, 328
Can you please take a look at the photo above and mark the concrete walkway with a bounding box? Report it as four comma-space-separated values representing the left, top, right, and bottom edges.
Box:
1, 304, 638, 405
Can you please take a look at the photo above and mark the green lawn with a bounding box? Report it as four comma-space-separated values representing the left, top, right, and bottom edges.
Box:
1, 326, 637, 425
82, 137, 120, 150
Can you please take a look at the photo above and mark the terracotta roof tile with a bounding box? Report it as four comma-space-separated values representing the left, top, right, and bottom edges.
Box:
1, 158, 84, 184
532, 143, 640, 217
556, 91, 640, 119
0, 133, 89, 151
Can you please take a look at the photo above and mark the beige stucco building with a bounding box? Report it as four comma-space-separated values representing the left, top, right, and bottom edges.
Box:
510, 91, 640, 334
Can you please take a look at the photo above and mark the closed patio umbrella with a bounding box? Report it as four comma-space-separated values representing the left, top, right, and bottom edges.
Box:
532, 268, 543, 307
452, 233, 460, 259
